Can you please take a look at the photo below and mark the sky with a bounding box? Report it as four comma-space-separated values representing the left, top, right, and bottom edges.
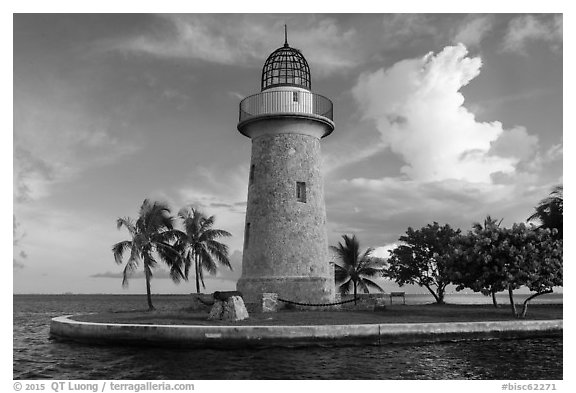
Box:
12, 13, 564, 295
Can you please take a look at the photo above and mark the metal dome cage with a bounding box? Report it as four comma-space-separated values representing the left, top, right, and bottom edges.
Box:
261, 42, 311, 91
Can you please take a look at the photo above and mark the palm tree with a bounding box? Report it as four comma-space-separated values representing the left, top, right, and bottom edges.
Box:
112, 199, 183, 311
330, 234, 385, 304
175, 206, 232, 293
528, 185, 563, 239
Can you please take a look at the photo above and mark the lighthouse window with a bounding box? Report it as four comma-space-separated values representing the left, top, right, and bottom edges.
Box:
296, 182, 307, 203
293, 91, 299, 102
244, 223, 250, 248
249, 165, 255, 184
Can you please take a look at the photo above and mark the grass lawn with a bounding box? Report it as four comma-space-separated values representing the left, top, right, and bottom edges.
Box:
72, 303, 562, 326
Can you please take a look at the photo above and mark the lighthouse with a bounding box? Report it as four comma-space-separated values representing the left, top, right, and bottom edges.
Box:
236, 28, 335, 305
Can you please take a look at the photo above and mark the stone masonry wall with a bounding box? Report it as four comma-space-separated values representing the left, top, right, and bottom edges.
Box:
237, 127, 334, 304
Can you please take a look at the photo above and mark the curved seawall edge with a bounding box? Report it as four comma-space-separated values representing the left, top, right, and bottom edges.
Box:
49, 315, 562, 348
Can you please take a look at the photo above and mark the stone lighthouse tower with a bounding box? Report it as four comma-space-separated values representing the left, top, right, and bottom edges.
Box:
236, 28, 335, 305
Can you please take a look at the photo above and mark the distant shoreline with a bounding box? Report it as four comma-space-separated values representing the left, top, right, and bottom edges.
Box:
12, 292, 565, 297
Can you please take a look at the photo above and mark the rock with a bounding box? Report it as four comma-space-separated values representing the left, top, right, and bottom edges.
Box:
208, 301, 224, 320
262, 293, 278, 313
208, 295, 249, 321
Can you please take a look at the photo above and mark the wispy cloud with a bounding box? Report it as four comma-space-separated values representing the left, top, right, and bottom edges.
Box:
381, 14, 438, 45
452, 15, 494, 48
177, 166, 249, 251
323, 139, 387, 175
14, 105, 141, 203
106, 14, 360, 77
502, 14, 562, 54
13, 215, 27, 269
178, 166, 248, 209
325, 175, 553, 249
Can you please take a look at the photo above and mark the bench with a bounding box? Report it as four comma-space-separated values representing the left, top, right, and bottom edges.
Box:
389, 292, 406, 305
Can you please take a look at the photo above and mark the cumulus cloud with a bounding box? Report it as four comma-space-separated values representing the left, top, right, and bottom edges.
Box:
110, 14, 359, 77
324, 43, 554, 251
522, 142, 563, 174
352, 44, 538, 183
502, 14, 562, 54
490, 126, 539, 161
452, 15, 494, 47
372, 243, 399, 259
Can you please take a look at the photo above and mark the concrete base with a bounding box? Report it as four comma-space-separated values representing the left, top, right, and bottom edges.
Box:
50, 315, 562, 349
237, 276, 334, 305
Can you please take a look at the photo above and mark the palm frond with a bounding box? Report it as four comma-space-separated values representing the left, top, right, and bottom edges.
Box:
155, 240, 180, 261
127, 242, 140, 266
200, 215, 216, 232
169, 263, 185, 283
144, 254, 158, 272
116, 217, 136, 234
338, 278, 353, 295
362, 277, 385, 293
153, 229, 179, 245
334, 263, 350, 283
205, 240, 232, 269
112, 241, 132, 265
182, 250, 192, 279
198, 263, 206, 289
358, 266, 383, 277
357, 279, 370, 294
122, 259, 138, 287
200, 228, 232, 242
138, 199, 174, 236
361, 247, 375, 259
198, 247, 218, 275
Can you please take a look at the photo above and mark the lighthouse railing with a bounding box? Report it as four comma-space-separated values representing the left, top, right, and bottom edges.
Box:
239, 90, 333, 123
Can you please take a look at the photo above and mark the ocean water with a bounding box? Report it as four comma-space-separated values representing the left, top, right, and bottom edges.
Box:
13, 294, 563, 380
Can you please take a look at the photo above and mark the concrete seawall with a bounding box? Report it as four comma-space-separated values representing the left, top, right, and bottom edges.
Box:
50, 315, 562, 348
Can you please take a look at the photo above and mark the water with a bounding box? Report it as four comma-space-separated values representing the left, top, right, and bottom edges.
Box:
13, 294, 563, 380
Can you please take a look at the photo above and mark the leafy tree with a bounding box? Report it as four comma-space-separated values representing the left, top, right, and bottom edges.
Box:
472, 215, 503, 232
174, 206, 232, 293
504, 224, 562, 317
451, 221, 562, 318
112, 199, 183, 310
528, 185, 563, 239
385, 222, 461, 304
331, 234, 385, 304
448, 216, 505, 308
